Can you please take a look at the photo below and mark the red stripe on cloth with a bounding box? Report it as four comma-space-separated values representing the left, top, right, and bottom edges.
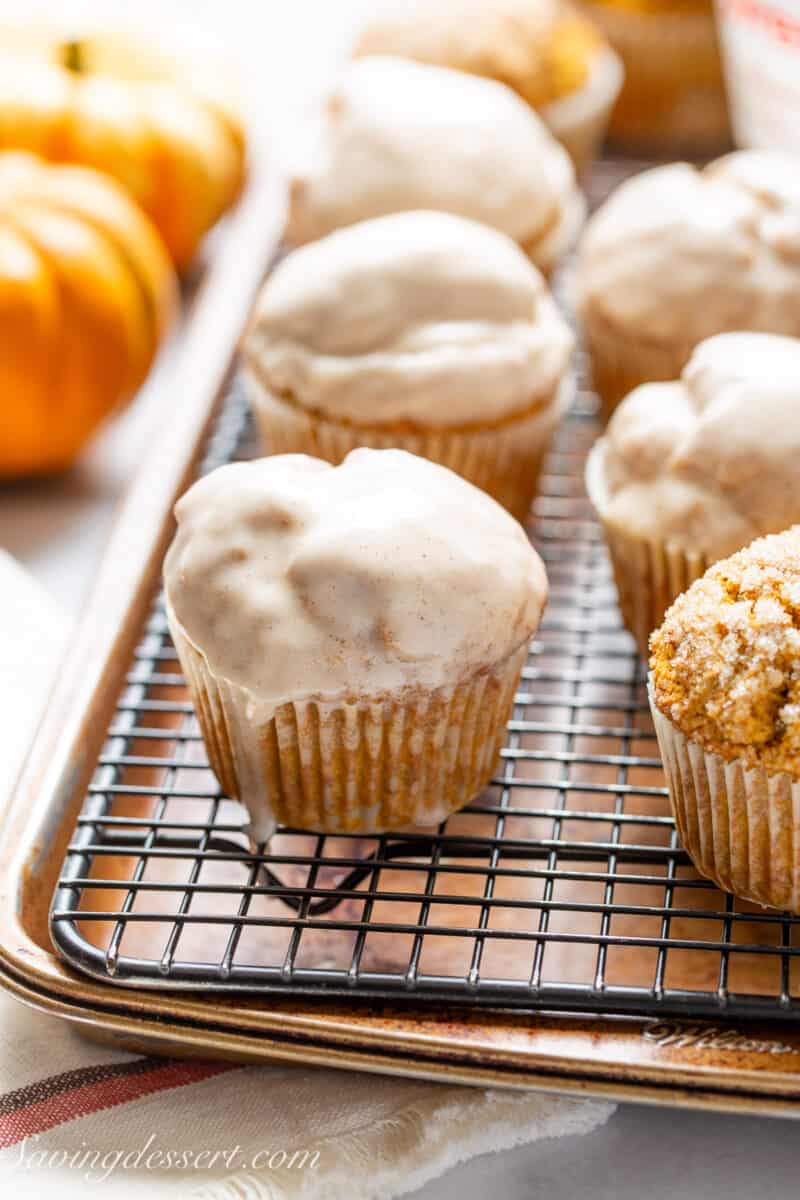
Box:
0, 1057, 163, 1116
0, 1060, 235, 1148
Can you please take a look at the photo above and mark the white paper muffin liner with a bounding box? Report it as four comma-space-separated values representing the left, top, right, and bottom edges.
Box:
649, 681, 800, 913
585, 445, 709, 656
168, 604, 528, 840
542, 46, 624, 175
246, 370, 574, 523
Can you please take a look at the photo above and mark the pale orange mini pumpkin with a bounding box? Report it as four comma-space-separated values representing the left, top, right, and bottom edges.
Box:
0, 32, 247, 268
0, 151, 177, 478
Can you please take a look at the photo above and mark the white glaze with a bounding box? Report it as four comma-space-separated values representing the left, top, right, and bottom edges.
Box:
244, 211, 574, 426
576, 151, 800, 345
286, 56, 583, 265
165, 448, 547, 703
589, 332, 800, 557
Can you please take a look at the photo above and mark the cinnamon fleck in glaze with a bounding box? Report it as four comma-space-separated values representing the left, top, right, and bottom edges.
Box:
650, 528, 800, 776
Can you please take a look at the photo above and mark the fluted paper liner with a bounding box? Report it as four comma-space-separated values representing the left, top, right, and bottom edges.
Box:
649, 681, 800, 913
585, 446, 709, 656
247, 372, 574, 523
580, 311, 695, 423
169, 607, 528, 840
542, 47, 623, 176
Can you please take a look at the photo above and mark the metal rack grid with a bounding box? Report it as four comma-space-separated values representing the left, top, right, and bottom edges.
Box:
49, 376, 800, 1019
49, 159, 800, 1021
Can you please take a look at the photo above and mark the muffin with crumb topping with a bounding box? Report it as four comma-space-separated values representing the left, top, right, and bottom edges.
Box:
649, 527, 800, 911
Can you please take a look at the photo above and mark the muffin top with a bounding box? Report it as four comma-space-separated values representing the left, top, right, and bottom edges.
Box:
650, 528, 800, 775
587, 333, 800, 558
243, 211, 574, 427
286, 57, 583, 269
576, 151, 800, 344
164, 448, 547, 704
353, 0, 607, 109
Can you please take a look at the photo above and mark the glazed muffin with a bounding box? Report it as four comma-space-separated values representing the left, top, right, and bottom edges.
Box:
580, 0, 729, 154
243, 211, 574, 522
587, 333, 800, 655
650, 527, 800, 912
353, 0, 623, 174
286, 56, 585, 277
164, 448, 547, 840
576, 150, 800, 420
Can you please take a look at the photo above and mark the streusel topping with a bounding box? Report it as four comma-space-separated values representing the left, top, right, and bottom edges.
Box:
650, 528, 800, 775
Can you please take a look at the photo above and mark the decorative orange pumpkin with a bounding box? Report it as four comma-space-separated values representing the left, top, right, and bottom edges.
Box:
0, 31, 246, 268
0, 151, 177, 478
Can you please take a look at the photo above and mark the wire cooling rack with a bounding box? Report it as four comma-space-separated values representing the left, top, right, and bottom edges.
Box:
50, 162, 800, 1021
50, 377, 800, 1018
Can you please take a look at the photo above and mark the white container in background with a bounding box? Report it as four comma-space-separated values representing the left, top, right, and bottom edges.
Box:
715, 0, 800, 150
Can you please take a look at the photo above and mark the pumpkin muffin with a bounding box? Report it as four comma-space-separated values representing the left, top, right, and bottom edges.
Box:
650, 527, 800, 912
164, 448, 547, 840
286, 56, 585, 277
353, 0, 623, 174
586, 332, 800, 654
580, 0, 729, 154
243, 211, 574, 521
575, 150, 800, 420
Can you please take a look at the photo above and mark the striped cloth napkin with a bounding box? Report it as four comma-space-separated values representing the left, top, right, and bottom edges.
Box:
0, 552, 615, 1199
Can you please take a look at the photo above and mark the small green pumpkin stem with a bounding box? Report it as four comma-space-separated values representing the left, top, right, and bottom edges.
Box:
61, 38, 86, 74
